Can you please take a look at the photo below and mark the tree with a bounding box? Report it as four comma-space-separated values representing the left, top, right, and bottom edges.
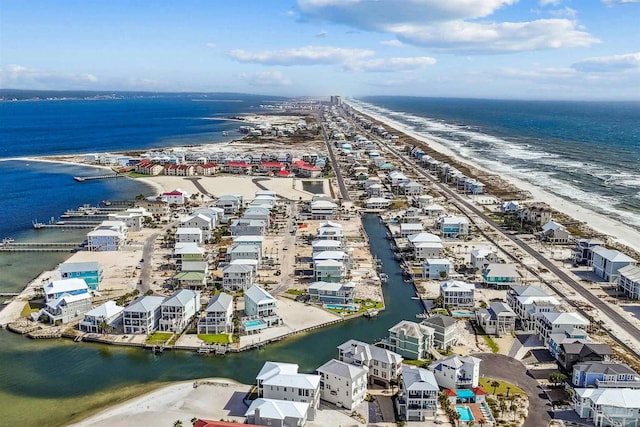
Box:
173, 421, 183, 427
549, 372, 568, 388
510, 401, 518, 420
506, 386, 511, 398
452, 409, 461, 427
499, 399, 507, 417
490, 380, 500, 395
135, 193, 146, 200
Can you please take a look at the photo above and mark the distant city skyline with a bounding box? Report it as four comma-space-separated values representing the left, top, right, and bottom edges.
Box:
1, 0, 639, 100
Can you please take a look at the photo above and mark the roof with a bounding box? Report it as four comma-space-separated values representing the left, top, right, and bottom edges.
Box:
44, 278, 89, 295
479, 302, 516, 320
389, 320, 434, 339
424, 258, 451, 265
441, 280, 475, 292
402, 365, 439, 391
317, 359, 368, 380
308, 281, 354, 292
311, 239, 342, 248
483, 263, 520, 278
429, 355, 481, 371
408, 233, 442, 244
575, 388, 640, 408
173, 244, 205, 255
162, 289, 199, 307
256, 361, 299, 381
573, 361, 639, 377
310, 200, 337, 208
194, 420, 262, 427
223, 263, 254, 274
174, 271, 206, 281
592, 247, 637, 263
233, 235, 265, 243
542, 311, 589, 326
175, 227, 202, 235
619, 264, 640, 282
314, 259, 343, 267
422, 314, 456, 329
441, 215, 469, 225
471, 247, 494, 257
542, 220, 566, 233
181, 213, 212, 224
181, 261, 208, 272
60, 262, 101, 273
245, 285, 275, 304
124, 295, 165, 313
46, 292, 91, 309
84, 301, 123, 318
245, 398, 308, 420
313, 250, 348, 261
230, 244, 260, 254
510, 285, 551, 297
561, 342, 613, 357
206, 292, 233, 312
319, 220, 342, 228
400, 223, 424, 231
337, 339, 403, 365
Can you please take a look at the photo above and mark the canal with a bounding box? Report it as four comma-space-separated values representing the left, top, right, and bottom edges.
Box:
0, 214, 423, 426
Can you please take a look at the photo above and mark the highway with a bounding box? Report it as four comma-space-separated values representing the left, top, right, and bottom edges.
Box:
319, 115, 351, 201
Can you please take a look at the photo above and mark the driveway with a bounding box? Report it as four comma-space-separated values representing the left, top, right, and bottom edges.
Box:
475, 353, 552, 427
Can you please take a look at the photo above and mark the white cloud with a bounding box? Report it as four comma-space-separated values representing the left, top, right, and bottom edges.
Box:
346, 56, 436, 72
205, 42, 217, 49
297, 0, 599, 53
379, 39, 405, 47
0, 64, 98, 88
571, 52, 640, 72
539, 0, 562, 5
602, 0, 640, 4
494, 66, 577, 80
228, 45, 374, 65
236, 70, 292, 86
392, 19, 598, 53
549, 7, 577, 17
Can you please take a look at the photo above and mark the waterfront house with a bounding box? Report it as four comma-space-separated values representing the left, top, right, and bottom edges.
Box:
476, 302, 516, 337
572, 238, 605, 265
386, 320, 435, 361
618, 265, 640, 300
173, 242, 205, 263
181, 213, 215, 240
87, 220, 128, 251
482, 263, 520, 288
591, 247, 637, 282
540, 221, 571, 244
313, 259, 345, 283
136, 197, 170, 219
366, 197, 392, 209
536, 311, 590, 345
518, 203, 552, 225
135, 159, 163, 175
59, 261, 103, 291
256, 361, 320, 420
408, 233, 443, 260
308, 281, 355, 305
230, 219, 266, 236
507, 285, 561, 332
222, 263, 255, 291
439, 216, 470, 239
470, 247, 498, 270
108, 209, 146, 232
78, 300, 124, 333
572, 361, 640, 389
162, 189, 189, 205
400, 223, 424, 238
311, 239, 342, 253
337, 339, 403, 387
316, 359, 368, 410
41, 280, 92, 324
440, 280, 475, 308
259, 161, 285, 174
398, 365, 439, 421
428, 355, 481, 390
198, 292, 234, 334
559, 342, 613, 373
44, 278, 90, 301
216, 194, 243, 214
573, 388, 640, 426
122, 295, 165, 334
422, 258, 452, 280
245, 398, 308, 427
158, 289, 200, 333
163, 164, 194, 176
309, 200, 337, 219
175, 227, 203, 244
244, 285, 282, 328
422, 314, 458, 349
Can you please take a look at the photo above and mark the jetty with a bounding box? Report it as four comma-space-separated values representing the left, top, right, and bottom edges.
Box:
33, 219, 99, 229
73, 174, 124, 182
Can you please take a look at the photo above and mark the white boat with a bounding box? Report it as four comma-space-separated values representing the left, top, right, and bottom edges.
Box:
415, 312, 428, 319
364, 308, 379, 318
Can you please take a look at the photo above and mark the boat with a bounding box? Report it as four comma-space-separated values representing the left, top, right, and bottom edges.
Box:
415, 312, 428, 319
222, 131, 229, 136
364, 308, 379, 318
379, 273, 389, 283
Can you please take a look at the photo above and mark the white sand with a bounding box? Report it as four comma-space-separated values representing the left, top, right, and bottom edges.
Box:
353, 104, 640, 254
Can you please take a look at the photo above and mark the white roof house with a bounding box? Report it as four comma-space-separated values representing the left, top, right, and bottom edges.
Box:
43, 278, 89, 302
440, 280, 475, 308
400, 223, 424, 237
245, 398, 309, 426
408, 233, 442, 244
319, 220, 342, 229
592, 247, 637, 282
574, 388, 640, 426
312, 250, 349, 261
85, 301, 123, 320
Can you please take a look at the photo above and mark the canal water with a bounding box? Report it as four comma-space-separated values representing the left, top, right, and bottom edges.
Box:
0, 214, 423, 426
301, 180, 326, 194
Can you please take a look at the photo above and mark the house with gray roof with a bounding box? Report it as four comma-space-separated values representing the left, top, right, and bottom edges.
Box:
198, 292, 234, 334
337, 339, 403, 387
618, 264, 640, 300
476, 301, 517, 337
572, 361, 640, 389
230, 219, 266, 236
79, 301, 123, 333
422, 315, 458, 349
158, 289, 201, 333
398, 365, 439, 421
222, 263, 255, 292
559, 342, 613, 372
245, 398, 308, 427
316, 359, 368, 410
123, 295, 165, 334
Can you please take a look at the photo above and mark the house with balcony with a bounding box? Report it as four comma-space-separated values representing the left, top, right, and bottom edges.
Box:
422, 258, 452, 280
181, 213, 215, 240
440, 280, 475, 308
540, 221, 571, 244
316, 359, 368, 410
573, 361, 640, 389
537, 311, 590, 345
87, 220, 128, 251
385, 320, 435, 361
173, 242, 205, 263
429, 355, 481, 390
337, 339, 403, 387
469, 247, 498, 270
245, 399, 308, 427
255, 361, 320, 421
198, 292, 234, 334
195, 163, 218, 176
366, 197, 392, 209
572, 238, 605, 265
308, 282, 355, 305
41, 289, 92, 325
243, 207, 271, 225
175, 227, 203, 244
408, 233, 443, 261
398, 365, 439, 421
574, 388, 640, 427
243, 286, 282, 332
136, 197, 170, 219
401, 181, 423, 196
422, 314, 458, 350
476, 301, 516, 337
173, 266, 207, 289
221, 161, 250, 174
439, 216, 470, 239
233, 235, 264, 251
592, 247, 637, 282
43, 278, 90, 301
229, 244, 261, 265
309, 200, 337, 219
559, 342, 613, 373
313, 259, 345, 283
518, 203, 552, 225
230, 219, 266, 236
161, 189, 189, 205
311, 239, 342, 253
158, 289, 200, 333
222, 263, 255, 291
618, 265, 640, 300
216, 194, 243, 214
482, 263, 520, 288
507, 285, 561, 331
59, 262, 103, 291
400, 223, 424, 238
122, 295, 165, 334
78, 300, 124, 333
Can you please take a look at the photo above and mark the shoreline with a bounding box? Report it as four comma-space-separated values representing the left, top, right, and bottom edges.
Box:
350, 101, 640, 254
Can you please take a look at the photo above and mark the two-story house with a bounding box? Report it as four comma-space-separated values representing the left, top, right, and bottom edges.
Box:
316, 359, 368, 410
337, 339, 403, 387
573, 361, 640, 389
428, 355, 481, 390
398, 365, 439, 422
158, 289, 200, 333
198, 292, 234, 335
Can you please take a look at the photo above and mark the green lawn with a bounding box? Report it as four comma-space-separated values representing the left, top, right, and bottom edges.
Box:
482, 334, 499, 352
198, 333, 231, 344
20, 302, 42, 318
146, 332, 173, 344
479, 378, 524, 396
286, 289, 304, 296
355, 298, 384, 313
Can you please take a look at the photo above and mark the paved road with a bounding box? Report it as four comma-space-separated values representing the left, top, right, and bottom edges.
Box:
476, 353, 552, 427
319, 115, 351, 201
137, 231, 160, 293
184, 177, 212, 197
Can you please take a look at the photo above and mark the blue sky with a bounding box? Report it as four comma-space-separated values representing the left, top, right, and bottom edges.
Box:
1, 0, 639, 100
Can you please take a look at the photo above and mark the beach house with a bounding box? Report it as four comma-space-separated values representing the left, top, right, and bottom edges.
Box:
230, 219, 266, 236
308, 281, 355, 305
507, 285, 561, 331
43, 278, 90, 301
428, 355, 481, 390
173, 265, 207, 289
536, 311, 590, 345
173, 243, 205, 263
540, 221, 572, 244
572, 361, 640, 389
440, 280, 475, 308
574, 388, 640, 426
221, 161, 250, 174
482, 263, 520, 288
470, 247, 498, 269
422, 314, 458, 349
78, 301, 124, 333
558, 342, 613, 373
313, 259, 345, 283
617, 265, 640, 300
439, 216, 470, 239
216, 194, 243, 214
243, 207, 271, 225
518, 203, 552, 225
122, 295, 165, 335
397, 365, 439, 421
337, 339, 403, 387
401, 181, 423, 196
408, 233, 443, 260
386, 320, 435, 361
195, 163, 218, 176
198, 292, 234, 335
59, 261, 103, 290
243, 285, 282, 330
475, 302, 517, 337
366, 197, 392, 209
245, 399, 308, 427
41, 278, 92, 325
222, 263, 255, 291
422, 258, 452, 280
572, 238, 605, 265
591, 247, 637, 282
229, 244, 261, 264
158, 289, 200, 333
255, 361, 321, 420
87, 220, 128, 251
309, 200, 338, 219
311, 239, 342, 253
316, 359, 369, 410
181, 213, 216, 240
162, 189, 189, 205
400, 222, 424, 238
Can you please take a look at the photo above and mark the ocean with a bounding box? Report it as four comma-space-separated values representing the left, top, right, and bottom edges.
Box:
353, 96, 640, 230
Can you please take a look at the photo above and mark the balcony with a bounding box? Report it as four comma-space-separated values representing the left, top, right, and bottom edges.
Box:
595, 379, 640, 389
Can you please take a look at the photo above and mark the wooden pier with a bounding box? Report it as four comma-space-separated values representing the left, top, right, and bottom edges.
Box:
0, 240, 83, 252
73, 174, 124, 182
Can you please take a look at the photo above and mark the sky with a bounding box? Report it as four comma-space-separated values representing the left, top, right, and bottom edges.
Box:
1, 0, 639, 100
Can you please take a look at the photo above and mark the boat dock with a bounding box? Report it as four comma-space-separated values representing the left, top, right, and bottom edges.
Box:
33, 219, 100, 229
73, 174, 124, 182
0, 241, 83, 252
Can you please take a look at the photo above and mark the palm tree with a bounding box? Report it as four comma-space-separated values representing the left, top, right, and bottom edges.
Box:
506, 386, 511, 398
173, 421, 183, 427
499, 399, 507, 417
452, 410, 461, 427
490, 380, 500, 395
510, 401, 518, 420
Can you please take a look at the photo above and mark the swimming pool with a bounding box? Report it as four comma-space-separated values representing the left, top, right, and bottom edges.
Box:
244, 320, 263, 327
325, 304, 358, 311
451, 310, 476, 317
455, 406, 474, 422
456, 389, 475, 399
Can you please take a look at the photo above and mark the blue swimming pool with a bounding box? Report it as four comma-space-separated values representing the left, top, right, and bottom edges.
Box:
325, 304, 357, 311
244, 320, 263, 327
456, 389, 475, 399
451, 310, 476, 317
455, 406, 474, 422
